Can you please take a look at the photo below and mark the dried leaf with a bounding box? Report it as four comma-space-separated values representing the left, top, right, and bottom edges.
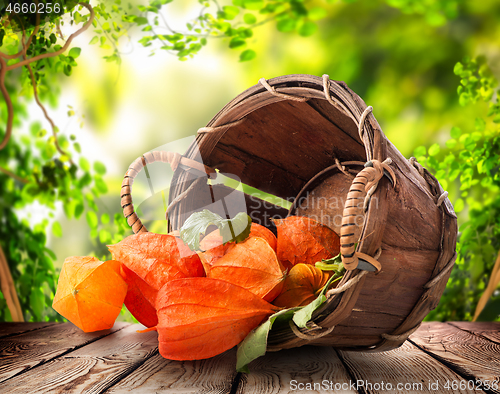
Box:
52, 257, 127, 332
206, 237, 285, 302
274, 216, 340, 270
120, 265, 158, 327
156, 277, 279, 360
108, 232, 205, 292
273, 263, 332, 308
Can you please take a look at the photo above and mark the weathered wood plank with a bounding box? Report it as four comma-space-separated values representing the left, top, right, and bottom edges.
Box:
0, 322, 56, 339
338, 341, 485, 394
449, 321, 500, 344
235, 346, 357, 394
0, 322, 128, 384
0, 324, 157, 394
105, 349, 238, 393
410, 322, 500, 393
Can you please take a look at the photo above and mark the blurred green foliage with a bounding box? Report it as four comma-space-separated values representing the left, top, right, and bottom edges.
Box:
415, 57, 500, 321
0, 0, 499, 322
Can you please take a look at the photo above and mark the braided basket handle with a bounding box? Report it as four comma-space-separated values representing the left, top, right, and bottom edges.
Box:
340, 159, 396, 272
121, 151, 215, 234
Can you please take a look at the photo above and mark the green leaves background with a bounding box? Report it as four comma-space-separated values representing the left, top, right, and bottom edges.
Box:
1, 0, 499, 323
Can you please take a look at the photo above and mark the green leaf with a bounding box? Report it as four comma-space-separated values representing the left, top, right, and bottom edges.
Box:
236, 308, 298, 372
68, 47, 81, 59
223, 5, 240, 20
243, 13, 257, 24
450, 126, 462, 139
298, 21, 317, 37
239, 49, 256, 61
89, 36, 99, 45
94, 161, 106, 175
134, 16, 149, 25
179, 210, 252, 251
86, 211, 98, 229
453, 62, 464, 76
454, 198, 464, 213
29, 288, 45, 321
413, 146, 426, 157
79, 157, 90, 172
75, 203, 84, 219
242, 0, 264, 10
277, 18, 297, 32
308, 7, 327, 20
293, 274, 340, 328
52, 221, 62, 237
229, 37, 246, 48
475, 117, 486, 132
95, 177, 108, 194
445, 138, 457, 149
101, 213, 110, 224
428, 143, 441, 156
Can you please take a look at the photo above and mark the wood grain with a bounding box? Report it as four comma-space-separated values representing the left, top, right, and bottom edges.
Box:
236, 346, 357, 394
0, 322, 56, 339
0, 322, 128, 383
410, 322, 500, 393
0, 324, 156, 394
449, 321, 500, 344
105, 349, 238, 393
339, 341, 484, 394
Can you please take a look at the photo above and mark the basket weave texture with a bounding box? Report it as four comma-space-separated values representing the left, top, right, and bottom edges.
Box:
121, 74, 457, 352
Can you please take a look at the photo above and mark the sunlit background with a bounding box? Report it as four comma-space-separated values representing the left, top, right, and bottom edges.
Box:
3, 0, 500, 323
40, 0, 498, 265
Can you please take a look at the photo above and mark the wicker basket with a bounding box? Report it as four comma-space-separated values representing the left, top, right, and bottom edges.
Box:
121, 74, 457, 352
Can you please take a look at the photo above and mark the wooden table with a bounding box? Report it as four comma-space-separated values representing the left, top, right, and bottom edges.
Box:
0, 321, 498, 393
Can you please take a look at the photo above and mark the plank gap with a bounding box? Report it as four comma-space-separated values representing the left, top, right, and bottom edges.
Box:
0, 323, 131, 385
99, 348, 160, 394
0, 322, 56, 340
407, 338, 498, 394
447, 322, 500, 346
334, 348, 363, 394
229, 372, 243, 394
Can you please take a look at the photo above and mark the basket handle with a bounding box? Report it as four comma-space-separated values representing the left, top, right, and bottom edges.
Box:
121, 151, 216, 234
340, 159, 396, 272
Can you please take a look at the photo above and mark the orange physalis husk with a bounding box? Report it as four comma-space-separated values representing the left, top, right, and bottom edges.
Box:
52, 257, 128, 332
274, 216, 341, 271
249, 223, 277, 252
108, 232, 205, 292
204, 237, 285, 302
120, 265, 158, 328
199, 223, 279, 274
156, 277, 279, 361
272, 263, 333, 308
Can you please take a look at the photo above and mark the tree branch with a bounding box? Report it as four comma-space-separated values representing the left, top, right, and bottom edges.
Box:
0, 2, 95, 151
26, 62, 72, 162
0, 243, 24, 322
0, 57, 14, 151
0, 7, 40, 60
0, 165, 29, 184
5, 3, 95, 71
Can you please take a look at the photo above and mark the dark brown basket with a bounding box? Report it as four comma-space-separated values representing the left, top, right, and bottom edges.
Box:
121, 74, 457, 352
